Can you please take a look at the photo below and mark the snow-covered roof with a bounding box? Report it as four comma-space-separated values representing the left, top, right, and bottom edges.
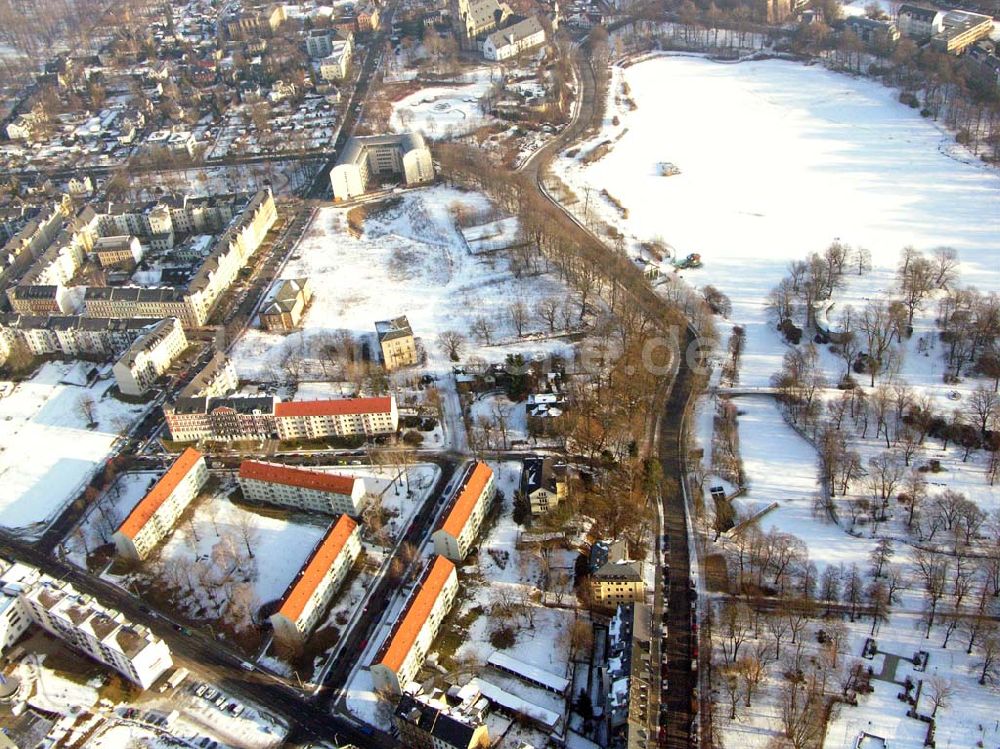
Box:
487, 652, 569, 693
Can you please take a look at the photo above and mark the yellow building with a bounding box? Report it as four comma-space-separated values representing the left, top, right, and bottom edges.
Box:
376, 315, 418, 371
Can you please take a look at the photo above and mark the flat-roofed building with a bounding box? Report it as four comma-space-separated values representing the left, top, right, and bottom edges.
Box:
93, 235, 143, 269
432, 462, 494, 562
330, 133, 433, 201
20, 579, 173, 689
376, 315, 418, 371
113, 448, 208, 560
371, 555, 458, 695
238, 460, 368, 516
274, 395, 398, 440
269, 515, 361, 645
113, 317, 187, 396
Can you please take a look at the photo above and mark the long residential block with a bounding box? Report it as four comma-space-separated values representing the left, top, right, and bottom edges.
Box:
162, 394, 398, 443
269, 515, 361, 644
112, 317, 188, 396
0, 559, 173, 690
431, 462, 494, 562
238, 460, 368, 516
370, 555, 458, 695
113, 448, 208, 560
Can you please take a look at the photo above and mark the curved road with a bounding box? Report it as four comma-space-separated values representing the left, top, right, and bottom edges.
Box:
517, 36, 701, 749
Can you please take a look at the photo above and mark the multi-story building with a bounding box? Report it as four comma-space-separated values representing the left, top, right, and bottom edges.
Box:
844, 16, 899, 44
113, 448, 208, 560
83, 287, 194, 327
238, 460, 368, 516
376, 315, 418, 370
432, 462, 494, 562
394, 690, 491, 749
113, 317, 188, 397
459, 0, 512, 39
590, 540, 645, 607
163, 395, 277, 443
483, 17, 546, 61
521, 456, 567, 516
184, 189, 277, 327
179, 352, 238, 399
93, 235, 143, 269
330, 134, 433, 201
7, 284, 73, 315
19, 579, 173, 689
269, 514, 361, 645
306, 30, 334, 57
80, 190, 276, 328
0, 313, 154, 363
606, 602, 653, 748
274, 395, 399, 441
356, 3, 380, 31
163, 395, 398, 442
371, 555, 459, 695
260, 278, 312, 332
0, 562, 38, 652
897, 4, 944, 41
931, 9, 993, 54
319, 39, 353, 80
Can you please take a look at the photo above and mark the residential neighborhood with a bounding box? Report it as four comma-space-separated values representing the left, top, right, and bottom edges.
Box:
0, 0, 998, 746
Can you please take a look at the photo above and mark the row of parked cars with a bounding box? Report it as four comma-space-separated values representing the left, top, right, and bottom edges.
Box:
193, 683, 245, 717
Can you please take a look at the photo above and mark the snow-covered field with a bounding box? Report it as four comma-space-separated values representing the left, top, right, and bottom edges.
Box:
733, 397, 875, 572
230, 186, 574, 381
0, 362, 147, 532
556, 56, 1000, 388
390, 68, 501, 138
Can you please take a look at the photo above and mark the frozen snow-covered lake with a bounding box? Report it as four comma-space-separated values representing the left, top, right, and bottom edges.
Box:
558, 56, 1000, 386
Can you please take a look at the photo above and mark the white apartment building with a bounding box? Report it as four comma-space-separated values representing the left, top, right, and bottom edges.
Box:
0, 562, 39, 652
269, 515, 361, 644
370, 555, 458, 695
20, 580, 173, 689
238, 460, 368, 516
113, 448, 208, 560
330, 134, 433, 201
274, 395, 398, 440
319, 39, 352, 80
432, 462, 495, 562
113, 317, 188, 397
483, 17, 546, 61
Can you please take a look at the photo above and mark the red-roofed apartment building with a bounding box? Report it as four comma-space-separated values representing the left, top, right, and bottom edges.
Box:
113, 448, 208, 560
274, 395, 397, 441
238, 460, 368, 516
371, 555, 458, 695
269, 514, 361, 645
431, 462, 494, 562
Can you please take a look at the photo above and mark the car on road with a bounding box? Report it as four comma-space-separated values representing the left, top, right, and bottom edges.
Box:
239, 660, 255, 671
194, 684, 207, 697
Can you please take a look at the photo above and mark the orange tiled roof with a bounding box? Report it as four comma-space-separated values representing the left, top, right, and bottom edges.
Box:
274, 396, 392, 418
439, 462, 493, 539
376, 555, 456, 672
239, 460, 357, 496
277, 514, 359, 621
117, 448, 204, 540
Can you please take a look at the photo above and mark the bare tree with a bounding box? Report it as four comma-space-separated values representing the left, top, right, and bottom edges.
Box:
925, 675, 953, 717
235, 512, 259, 559
536, 297, 562, 332
508, 300, 529, 337
471, 315, 494, 345
437, 330, 467, 361
77, 394, 98, 426
974, 623, 1000, 684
